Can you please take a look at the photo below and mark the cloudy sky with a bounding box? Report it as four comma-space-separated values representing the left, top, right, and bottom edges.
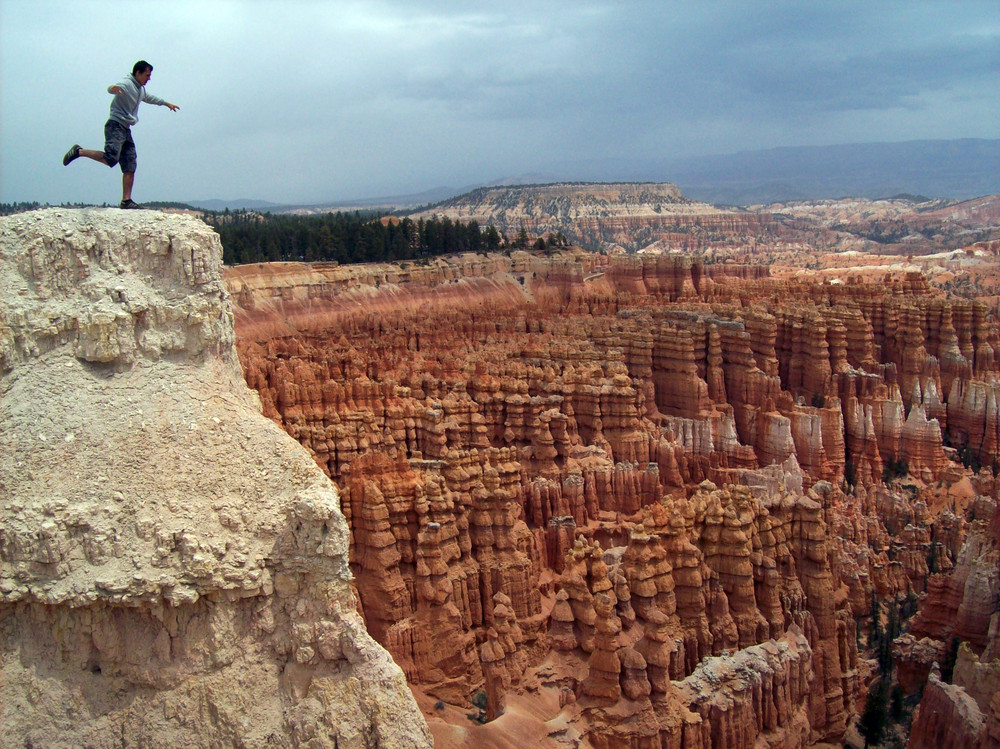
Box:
2, 0, 998, 205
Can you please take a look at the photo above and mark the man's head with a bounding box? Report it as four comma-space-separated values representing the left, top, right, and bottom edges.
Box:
132, 60, 153, 85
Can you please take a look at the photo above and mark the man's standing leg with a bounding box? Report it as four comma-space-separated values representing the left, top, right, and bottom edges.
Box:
118, 128, 140, 208
122, 172, 135, 203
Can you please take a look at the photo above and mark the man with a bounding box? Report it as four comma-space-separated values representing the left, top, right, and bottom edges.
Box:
63, 60, 179, 209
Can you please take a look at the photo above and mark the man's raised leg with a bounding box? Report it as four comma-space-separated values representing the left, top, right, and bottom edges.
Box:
64, 145, 107, 166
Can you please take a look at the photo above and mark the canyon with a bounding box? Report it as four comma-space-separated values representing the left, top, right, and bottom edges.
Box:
226, 188, 999, 748
2, 187, 998, 748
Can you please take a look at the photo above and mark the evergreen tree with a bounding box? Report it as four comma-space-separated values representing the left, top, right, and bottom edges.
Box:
869, 593, 881, 647
889, 684, 904, 721
485, 225, 502, 252
941, 637, 961, 683
878, 600, 900, 676
860, 678, 889, 748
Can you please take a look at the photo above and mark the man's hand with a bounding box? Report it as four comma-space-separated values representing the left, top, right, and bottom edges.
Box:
110, 85, 123, 95
167, 103, 180, 112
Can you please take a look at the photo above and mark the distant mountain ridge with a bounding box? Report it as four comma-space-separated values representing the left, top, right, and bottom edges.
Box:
543, 139, 1000, 205
188, 139, 999, 211
187, 187, 459, 214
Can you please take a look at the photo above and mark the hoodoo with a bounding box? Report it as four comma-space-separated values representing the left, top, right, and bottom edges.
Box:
224, 232, 999, 748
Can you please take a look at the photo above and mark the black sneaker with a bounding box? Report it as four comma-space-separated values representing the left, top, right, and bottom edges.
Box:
63, 144, 81, 166
119, 199, 144, 209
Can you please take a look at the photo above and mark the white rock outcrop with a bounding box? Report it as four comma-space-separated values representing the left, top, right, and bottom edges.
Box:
0, 209, 431, 748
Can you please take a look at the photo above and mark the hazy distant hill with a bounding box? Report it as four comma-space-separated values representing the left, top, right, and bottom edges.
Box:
188, 198, 283, 211
544, 139, 999, 206
190, 139, 999, 211
188, 187, 458, 214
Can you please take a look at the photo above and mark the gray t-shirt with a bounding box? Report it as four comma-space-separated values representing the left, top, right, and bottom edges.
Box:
107, 74, 168, 127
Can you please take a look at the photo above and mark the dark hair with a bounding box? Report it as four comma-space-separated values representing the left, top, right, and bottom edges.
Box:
132, 60, 153, 76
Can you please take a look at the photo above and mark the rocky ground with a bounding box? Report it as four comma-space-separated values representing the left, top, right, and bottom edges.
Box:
0, 209, 431, 748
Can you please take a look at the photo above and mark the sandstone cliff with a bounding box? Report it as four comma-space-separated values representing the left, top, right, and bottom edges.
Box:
0, 209, 431, 748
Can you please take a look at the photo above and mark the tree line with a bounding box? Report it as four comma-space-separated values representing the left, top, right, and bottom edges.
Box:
1, 201, 46, 215
204, 210, 511, 266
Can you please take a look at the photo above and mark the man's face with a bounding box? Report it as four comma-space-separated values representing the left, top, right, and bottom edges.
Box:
135, 68, 152, 85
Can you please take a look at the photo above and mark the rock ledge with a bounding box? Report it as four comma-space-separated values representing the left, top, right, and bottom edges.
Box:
0, 209, 431, 748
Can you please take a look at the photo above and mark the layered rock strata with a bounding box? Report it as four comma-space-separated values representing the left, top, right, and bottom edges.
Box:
0, 210, 431, 748
544, 481, 854, 748
902, 500, 1000, 749
410, 182, 780, 252
225, 243, 999, 747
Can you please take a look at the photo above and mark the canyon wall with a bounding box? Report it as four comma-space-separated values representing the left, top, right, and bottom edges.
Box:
903, 500, 1000, 749
0, 210, 431, 748
226, 246, 1000, 747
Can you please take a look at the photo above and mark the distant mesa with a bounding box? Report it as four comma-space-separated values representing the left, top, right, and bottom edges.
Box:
408, 181, 776, 253
540, 138, 1000, 205
187, 197, 283, 211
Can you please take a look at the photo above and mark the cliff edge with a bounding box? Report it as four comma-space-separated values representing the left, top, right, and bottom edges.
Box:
0, 209, 431, 748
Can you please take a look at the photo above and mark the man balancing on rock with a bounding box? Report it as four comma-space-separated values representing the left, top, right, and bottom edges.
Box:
63, 60, 179, 209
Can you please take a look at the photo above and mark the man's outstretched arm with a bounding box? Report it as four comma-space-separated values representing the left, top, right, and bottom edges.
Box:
141, 90, 179, 111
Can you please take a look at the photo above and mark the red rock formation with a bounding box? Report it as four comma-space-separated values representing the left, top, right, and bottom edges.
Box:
897, 498, 999, 749
222, 244, 999, 748
582, 590, 623, 703
893, 634, 948, 694
986, 693, 1000, 749
949, 379, 1000, 468
953, 639, 1000, 719
676, 627, 814, 749
549, 589, 578, 652
478, 628, 508, 721
909, 512, 999, 650
908, 664, 986, 749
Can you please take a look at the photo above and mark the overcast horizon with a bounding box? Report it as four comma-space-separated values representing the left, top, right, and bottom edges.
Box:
2, 0, 998, 206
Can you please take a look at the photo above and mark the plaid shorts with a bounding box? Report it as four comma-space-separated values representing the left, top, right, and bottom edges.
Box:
103, 119, 137, 173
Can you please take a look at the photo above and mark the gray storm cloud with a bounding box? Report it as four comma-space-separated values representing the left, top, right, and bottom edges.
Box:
2, 0, 997, 205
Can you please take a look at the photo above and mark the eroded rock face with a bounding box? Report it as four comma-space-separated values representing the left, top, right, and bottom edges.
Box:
0, 209, 431, 749
907, 664, 986, 749
224, 242, 999, 747
901, 501, 1000, 749
909, 513, 1000, 649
